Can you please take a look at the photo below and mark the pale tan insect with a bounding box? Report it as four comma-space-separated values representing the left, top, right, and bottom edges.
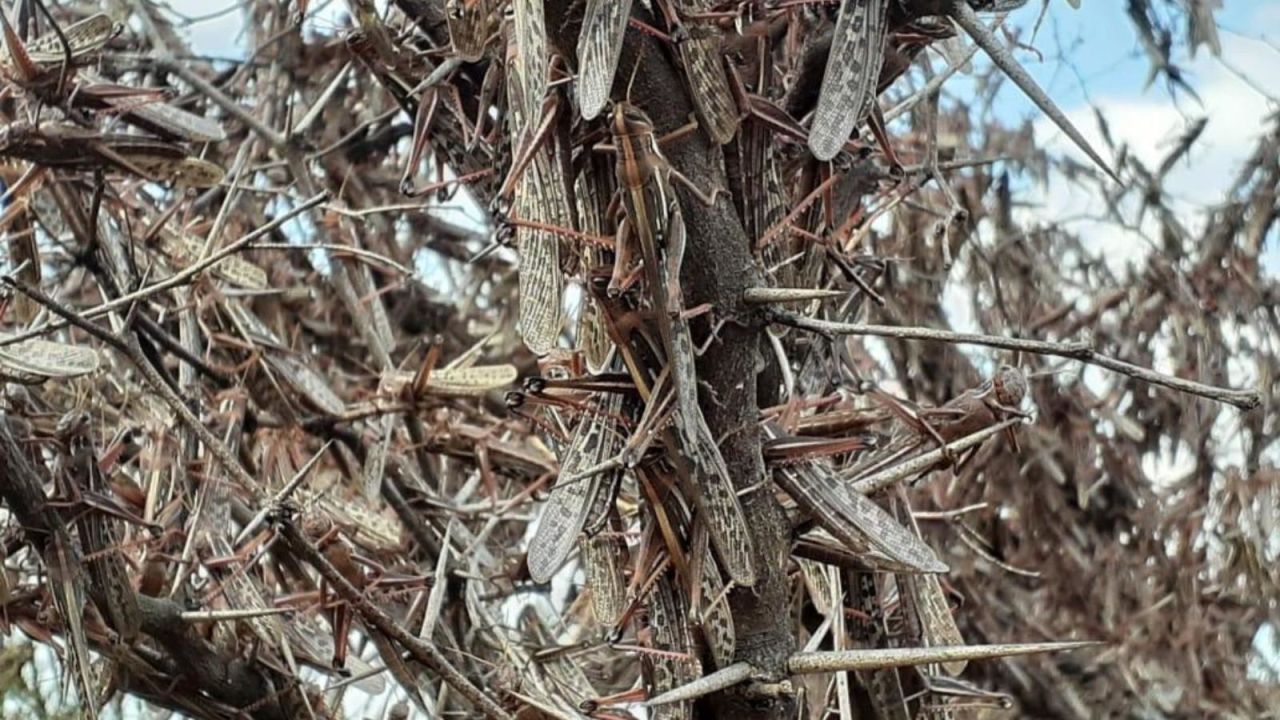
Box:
512, 0, 549, 123
21, 13, 119, 64
0, 11, 118, 93
0, 122, 224, 187
155, 227, 268, 289
809, 0, 889, 161
580, 529, 629, 626
766, 423, 947, 574
0, 334, 100, 384
576, 0, 633, 119
672, 0, 738, 144
527, 391, 627, 583
610, 102, 758, 587
43, 528, 98, 718
573, 158, 618, 373
266, 353, 346, 417
58, 412, 141, 644
392, 363, 519, 398
646, 571, 701, 720
896, 495, 968, 675
506, 32, 570, 356
78, 72, 227, 143
695, 548, 736, 670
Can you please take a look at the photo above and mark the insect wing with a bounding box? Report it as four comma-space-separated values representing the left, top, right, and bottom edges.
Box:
769, 436, 947, 573
527, 393, 625, 582
0, 335, 100, 383
25, 13, 118, 64
577, 0, 633, 119
156, 228, 267, 289
513, 158, 566, 355
647, 574, 701, 720
424, 363, 519, 396
809, 0, 888, 160
697, 550, 736, 669
512, 0, 549, 123
581, 530, 629, 626
673, 0, 738, 143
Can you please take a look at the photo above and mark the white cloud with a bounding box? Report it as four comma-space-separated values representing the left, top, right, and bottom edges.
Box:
1023, 27, 1280, 269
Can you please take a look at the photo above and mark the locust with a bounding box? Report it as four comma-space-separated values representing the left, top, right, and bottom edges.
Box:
75, 71, 227, 143
809, 0, 890, 161
577, 0, 633, 120
850, 569, 911, 720
0, 332, 99, 384
609, 101, 757, 586
841, 364, 1028, 484
580, 523, 630, 626
506, 29, 573, 356
512, 0, 549, 124
0, 122, 224, 187
670, 0, 739, 144
764, 421, 948, 573
573, 153, 619, 373
445, 0, 494, 62
1, 162, 40, 322
894, 495, 967, 676
645, 570, 701, 720
527, 388, 628, 583
0, 9, 118, 98
56, 411, 141, 645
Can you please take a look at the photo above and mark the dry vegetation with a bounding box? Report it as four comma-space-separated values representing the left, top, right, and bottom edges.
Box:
0, 0, 1274, 718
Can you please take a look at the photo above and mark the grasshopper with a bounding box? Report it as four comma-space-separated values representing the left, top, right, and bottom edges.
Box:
893, 495, 968, 676
445, 0, 494, 62
645, 569, 701, 720
56, 411, 141, 645
527, 388, 629, 583
609, 101, 757, 586
581, 522, 630, 626
0, 332, 99, 383
0, 9, 118, 99
512, 0, 549, 124
505, 29, 574, 355
849, 569, 912, 720
809, 0, 889, 161
841, 365, 1028, 484
669, 0, 739, 144
573, 153, 620, 374
764, 421, 948, 574
0, 121, 223, 187
75, 71, 227, 143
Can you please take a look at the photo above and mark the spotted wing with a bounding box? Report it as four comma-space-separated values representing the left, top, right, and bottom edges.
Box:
809, 0, 888, 160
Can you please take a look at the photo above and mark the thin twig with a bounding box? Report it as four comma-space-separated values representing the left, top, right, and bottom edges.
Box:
768, 310, 1262, 409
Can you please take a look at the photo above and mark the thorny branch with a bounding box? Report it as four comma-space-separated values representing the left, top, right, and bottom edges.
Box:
0, 1, 1274, 719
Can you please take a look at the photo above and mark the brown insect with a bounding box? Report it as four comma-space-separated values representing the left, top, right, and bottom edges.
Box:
56, 411, 141, 644
610, 100, 757, 587
0, 122, 224, 187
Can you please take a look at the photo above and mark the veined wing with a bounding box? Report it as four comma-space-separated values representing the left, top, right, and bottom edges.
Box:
577, 0, 633, 119
768, 427, 947, 573
24, 13, 118, 64
809, 0, 888, 160
674, 0, 738, 143
527, 392, 626, 582
512, 0, 549, 123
